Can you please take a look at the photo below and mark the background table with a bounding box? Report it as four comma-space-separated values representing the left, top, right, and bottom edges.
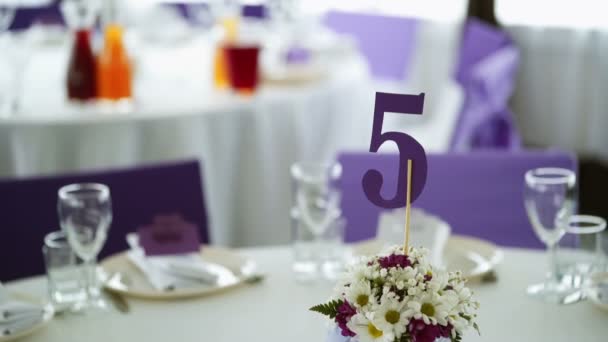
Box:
0, 33, 461, 247
6, 245, 608, 342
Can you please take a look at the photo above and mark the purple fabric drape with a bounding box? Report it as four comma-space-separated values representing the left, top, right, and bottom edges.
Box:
337, 151, 577, 249
0, 160, 209, 281
323, 11, 418, 80
451, 19, 521, 150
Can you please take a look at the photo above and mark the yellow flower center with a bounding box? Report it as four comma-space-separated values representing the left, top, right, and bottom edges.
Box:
421, 303, 435, 317
385, 310, 400, 324
356, 294, 369, 306
367, 323, 383, 338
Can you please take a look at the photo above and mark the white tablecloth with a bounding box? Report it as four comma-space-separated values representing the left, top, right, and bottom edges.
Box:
5, 245, 608, 342
0, 35, 460, 247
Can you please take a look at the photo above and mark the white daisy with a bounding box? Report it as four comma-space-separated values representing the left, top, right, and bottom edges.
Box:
448, 314, 470, 332
345, 280, 374, 309
347, 313, 388, 342
349, 258, 373, 282
372, 294, 409, 339
406, 292, 449, 325
426, 271, 449, 293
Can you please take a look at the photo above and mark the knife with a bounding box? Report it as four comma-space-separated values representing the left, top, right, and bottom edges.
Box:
103, 272, 132, 314
103, 288, 130, 314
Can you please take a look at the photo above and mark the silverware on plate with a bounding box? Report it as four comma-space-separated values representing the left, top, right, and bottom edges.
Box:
243, 273, 265, 285
480, 270, 498, 283
104, 273, 131, 313
103, 288, 130, 313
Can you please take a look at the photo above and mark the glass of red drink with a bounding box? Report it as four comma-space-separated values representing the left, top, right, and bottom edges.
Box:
224, 43, 261, 95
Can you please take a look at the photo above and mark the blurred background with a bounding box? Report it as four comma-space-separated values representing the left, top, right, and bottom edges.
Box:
0, 0, 606, 247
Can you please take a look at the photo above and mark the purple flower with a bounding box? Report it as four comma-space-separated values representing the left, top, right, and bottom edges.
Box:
408, 320, 452, 342
378, 254, 412, 269
335, 301, 357, 337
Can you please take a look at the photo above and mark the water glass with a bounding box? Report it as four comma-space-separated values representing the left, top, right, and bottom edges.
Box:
290, 161, 343, 282
524, 167, 577, 302
317, 217, 347, 280
58, 183, 112, 310
555, 215, 607, 302
43, 231, 86, 311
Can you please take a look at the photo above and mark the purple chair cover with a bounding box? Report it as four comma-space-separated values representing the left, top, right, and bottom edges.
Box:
0, 160, 209, 281
451, 19, 521, 150
338, 151, 577, 249
9, 1, 64, 30
323, 11, 418, 80
241, 4, 268, 19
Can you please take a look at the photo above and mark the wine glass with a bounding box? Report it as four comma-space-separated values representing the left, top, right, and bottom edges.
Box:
58, 183, 112, 310
292, 162, 342, 237
0, 5, 15, 32
0, 4, 15, 116
60, 0, 100, 28
524, 167, 576, 302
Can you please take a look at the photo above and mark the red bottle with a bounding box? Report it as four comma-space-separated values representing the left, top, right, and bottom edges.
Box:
66, 29, 97, 101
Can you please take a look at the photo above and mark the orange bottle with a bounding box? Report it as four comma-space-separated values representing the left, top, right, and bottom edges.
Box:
97, 24, 132, 101
213, 17, 239, 90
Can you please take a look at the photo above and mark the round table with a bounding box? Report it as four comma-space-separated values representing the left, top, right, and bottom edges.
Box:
0, 34, 373, 247
0, 34, 460, 247
5, 245, 607, 342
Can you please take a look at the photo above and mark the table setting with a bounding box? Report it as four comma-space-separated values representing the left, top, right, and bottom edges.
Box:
1, 148, 607, 342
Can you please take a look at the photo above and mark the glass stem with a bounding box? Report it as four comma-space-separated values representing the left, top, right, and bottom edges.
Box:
85, 258, 98, 302
547, 243, 560, 286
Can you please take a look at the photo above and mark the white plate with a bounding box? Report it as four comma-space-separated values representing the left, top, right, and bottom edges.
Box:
0, 296, 54, 342
263, 66, 325, 86
352, 235, 503, 281
100, 245, 252, 300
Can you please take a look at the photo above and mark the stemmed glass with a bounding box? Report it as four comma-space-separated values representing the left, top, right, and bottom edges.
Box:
0, 4, 16, 116
524, 167, 577, 302
0, 5, 15, 31
58, 183, 112, 310
60, 0, 100, 28
292, 162, 342, 237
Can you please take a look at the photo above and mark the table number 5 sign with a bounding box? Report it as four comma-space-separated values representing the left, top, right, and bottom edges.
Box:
362, 92, 428, 252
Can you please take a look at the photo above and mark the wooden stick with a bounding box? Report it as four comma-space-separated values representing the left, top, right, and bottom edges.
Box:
404, 159, 413, 254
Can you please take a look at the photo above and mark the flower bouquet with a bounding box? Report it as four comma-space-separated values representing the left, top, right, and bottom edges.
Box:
310, 246, 479, 342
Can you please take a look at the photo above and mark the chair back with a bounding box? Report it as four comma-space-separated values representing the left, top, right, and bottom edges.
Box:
9, 2, 64, 30
0, 159, 209, 281
323, 11, 418, 80
338, 151, 577, 249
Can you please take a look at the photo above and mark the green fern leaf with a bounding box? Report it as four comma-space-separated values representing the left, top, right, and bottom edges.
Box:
309, 299, 344, 319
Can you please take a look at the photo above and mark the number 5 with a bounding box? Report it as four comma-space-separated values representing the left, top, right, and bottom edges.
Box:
362, 92, 427, 209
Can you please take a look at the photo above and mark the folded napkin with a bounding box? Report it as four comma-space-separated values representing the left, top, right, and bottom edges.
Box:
0, 306, 43, 336
0, 285, 44, 337
126, 233, 218, 291
376, 208, 451, 267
